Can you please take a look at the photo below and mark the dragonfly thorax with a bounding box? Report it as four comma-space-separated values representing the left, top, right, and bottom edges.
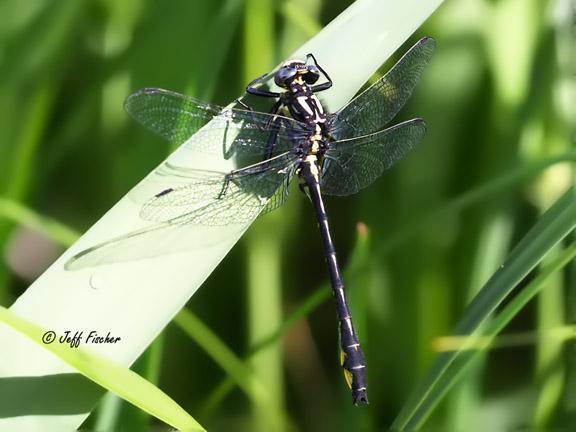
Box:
282, 82, 327, 127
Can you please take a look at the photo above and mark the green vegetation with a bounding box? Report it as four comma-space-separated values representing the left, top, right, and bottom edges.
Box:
0, 0, 574, 430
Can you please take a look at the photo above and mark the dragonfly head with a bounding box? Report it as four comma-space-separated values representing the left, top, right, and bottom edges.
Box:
274, 59, 320, 88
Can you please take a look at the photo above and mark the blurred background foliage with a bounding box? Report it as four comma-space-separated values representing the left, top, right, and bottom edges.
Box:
0, 0, 575, 431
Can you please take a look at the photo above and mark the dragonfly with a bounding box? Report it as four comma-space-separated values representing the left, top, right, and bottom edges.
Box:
66, 36, 435, 405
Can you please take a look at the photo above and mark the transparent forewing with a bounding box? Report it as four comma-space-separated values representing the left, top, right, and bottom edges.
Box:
65, 221, 246, 271
141, 152, 300, 226
65, 153, 300, 270
327, 37, 435, 140
321, 119, 426, 196
125, 87, 308, 159
260, 163, 298, 215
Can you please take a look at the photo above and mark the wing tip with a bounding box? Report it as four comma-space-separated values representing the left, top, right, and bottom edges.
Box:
420, 36, 436, 45
63, 257, 78, 271
64, 247, 94, 271
412, 117, 428, 136
395, 117, 427, 131
124, 87, 169, 110
414, 117, 427, 128
417, 36, 437, 57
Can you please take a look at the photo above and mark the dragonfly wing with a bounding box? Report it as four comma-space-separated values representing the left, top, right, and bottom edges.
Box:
65, 223, 190, 270
65, 153, 300, 270
321, 119, 426, 196
327, 37, 435, 139
124, 88, 221, 145
141, 152, 300, 225
260, 164, 298, 215
64, 220, 252, 271
125, 88, 307, 158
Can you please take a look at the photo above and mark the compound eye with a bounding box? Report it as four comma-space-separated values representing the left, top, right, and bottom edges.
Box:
307, 64, 319, 74
274, 67, 297, 87
304, 65, 320, 84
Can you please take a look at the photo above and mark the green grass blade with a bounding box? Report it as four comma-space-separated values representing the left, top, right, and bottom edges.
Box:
0, 197, 80, 246
428, 244, 576, 425
0, 306, 205, 432
377, 152, 576, 255
174, 309, 271, 406
279, 0, 322, 39
190, 0, 243, 100
485, 245, 576, 349
393, 186, 576, 430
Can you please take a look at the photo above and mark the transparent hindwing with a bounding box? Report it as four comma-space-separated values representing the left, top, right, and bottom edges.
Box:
321, 118, 426, 196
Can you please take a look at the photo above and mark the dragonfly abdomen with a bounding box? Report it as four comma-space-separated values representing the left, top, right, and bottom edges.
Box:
300, 159, 369, 405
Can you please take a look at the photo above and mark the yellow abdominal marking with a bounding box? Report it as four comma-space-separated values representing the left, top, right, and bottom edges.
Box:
304, 154, 320, 181
340, 351, 353, 389
310, 125, 322, 154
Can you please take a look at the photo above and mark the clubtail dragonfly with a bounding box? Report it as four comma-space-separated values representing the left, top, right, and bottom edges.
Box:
66, 36, 436, 405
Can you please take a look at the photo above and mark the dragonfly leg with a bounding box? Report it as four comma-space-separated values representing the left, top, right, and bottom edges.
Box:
307, 53, 333, 92
218, 174, 232, 199
242, 98, 282, 129
242, 73, 291, 161
235, 98, 254, 111
236, 98, 284, 162
218, 169, 250, 199
246, 73, 280, 98
219, 158, 280, 199
262, 113, 284, 161
239, 100, 284, 161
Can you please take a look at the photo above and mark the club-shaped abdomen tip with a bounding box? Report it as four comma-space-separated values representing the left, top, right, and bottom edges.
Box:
354, 389, 369, 406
